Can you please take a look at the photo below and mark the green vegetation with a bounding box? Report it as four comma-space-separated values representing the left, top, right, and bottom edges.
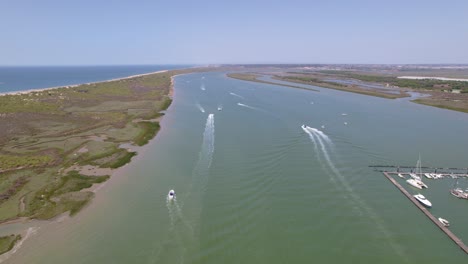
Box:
0, 95, 59, 113
26, 171, 109, 219
277, 75, 346, 87
413, 99, 468, 113
160, 98, 173, 111
0, 154, 52, 171
134, 122, 160, 146
274, 75, 406, 99
319, 70, 468, 90
0, 234, 21, 255
100, 150, 137, 169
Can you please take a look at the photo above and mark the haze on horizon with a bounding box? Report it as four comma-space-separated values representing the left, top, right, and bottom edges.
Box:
1, 0, 468, 66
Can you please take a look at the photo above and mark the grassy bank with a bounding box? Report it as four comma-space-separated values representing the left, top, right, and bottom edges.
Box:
227, 73, 318, 91
273, 75, 407, 99
0, 234, 21, 255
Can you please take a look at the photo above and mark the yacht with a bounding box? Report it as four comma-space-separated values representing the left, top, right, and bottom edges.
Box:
438, 217, 450, 227
406, 178, 427, 189
450, 188, 468, 199
413, 194, 432, 208
424, 173, 433, 179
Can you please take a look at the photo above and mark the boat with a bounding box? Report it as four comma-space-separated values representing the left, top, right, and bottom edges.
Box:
450, 179, 468, 199
410, 154, 428, 187
217, 107, 222, 111
450, 188, 468, 199
413, 194, 432, 208
438, 217, 450, 227
424, 173, 433, 179
168, 189, 175, 200
407, 179, 423, 189
398, 173, 404, 178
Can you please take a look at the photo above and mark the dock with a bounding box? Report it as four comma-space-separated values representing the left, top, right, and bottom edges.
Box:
382, 171, 468, 254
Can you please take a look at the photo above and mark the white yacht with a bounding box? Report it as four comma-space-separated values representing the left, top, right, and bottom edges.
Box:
413, 194, 432, 208
407, 178, 427, 189
438, 217, 450, 227
168, 189, 175, 200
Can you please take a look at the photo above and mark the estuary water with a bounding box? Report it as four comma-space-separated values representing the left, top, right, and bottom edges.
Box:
2, 71, 468, 263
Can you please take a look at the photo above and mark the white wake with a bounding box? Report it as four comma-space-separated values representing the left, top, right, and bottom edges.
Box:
229, 92, 245, 99
301, 125, 407, 260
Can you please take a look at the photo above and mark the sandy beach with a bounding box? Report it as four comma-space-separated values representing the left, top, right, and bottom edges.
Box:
0, 70, 168, 97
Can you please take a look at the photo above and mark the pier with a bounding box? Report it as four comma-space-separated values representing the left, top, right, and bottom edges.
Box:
382, 171, 468, 254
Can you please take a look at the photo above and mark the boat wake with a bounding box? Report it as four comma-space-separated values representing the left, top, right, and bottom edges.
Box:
301, 125, 407, 260
198, 113, 215, 171
196, 103, 205, 113
229, 92, 244, 99
237, 102, 266, 113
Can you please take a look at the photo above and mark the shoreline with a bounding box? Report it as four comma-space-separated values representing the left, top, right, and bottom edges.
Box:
0, 70, 168, 97
0, 68, 207, 260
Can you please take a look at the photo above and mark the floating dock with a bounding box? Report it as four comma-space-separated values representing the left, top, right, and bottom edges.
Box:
382, 171, 468, 254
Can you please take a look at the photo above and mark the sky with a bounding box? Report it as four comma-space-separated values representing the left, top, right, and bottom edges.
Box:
1, 0, 468, 65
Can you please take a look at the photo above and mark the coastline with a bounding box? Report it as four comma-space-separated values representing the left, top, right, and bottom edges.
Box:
0, 67, 215, 260
0, 70, 168, 97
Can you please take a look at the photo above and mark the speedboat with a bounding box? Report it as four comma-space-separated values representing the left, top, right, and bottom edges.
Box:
301, 124, 306, 129
424, 173, 433, 179
217, 107, 222, 111
438, 217, 450, 227
168, 189, 175, 200
398, 173, 404, 178
413, 194, 432, 208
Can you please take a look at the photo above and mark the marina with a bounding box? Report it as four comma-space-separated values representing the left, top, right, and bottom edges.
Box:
382, 171, 468, 254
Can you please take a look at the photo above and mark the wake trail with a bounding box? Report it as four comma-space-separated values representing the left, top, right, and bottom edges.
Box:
237, 102, 268, 113
302, 125, 408, 261
154, 115, 216, 263
229, 92, 244, 99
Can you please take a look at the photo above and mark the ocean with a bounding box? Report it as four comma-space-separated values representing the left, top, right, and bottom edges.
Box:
0, 65, 189, 93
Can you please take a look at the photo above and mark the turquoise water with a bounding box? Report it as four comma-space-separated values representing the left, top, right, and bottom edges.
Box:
1, 71, 468, 263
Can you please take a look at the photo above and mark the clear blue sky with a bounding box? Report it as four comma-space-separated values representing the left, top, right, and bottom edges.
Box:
1, 0, 467, 65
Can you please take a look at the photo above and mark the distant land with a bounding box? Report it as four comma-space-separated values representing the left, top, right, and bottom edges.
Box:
226, 64, 468, 113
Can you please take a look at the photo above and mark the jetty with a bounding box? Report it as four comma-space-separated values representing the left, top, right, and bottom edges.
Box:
382, 171, 468, 254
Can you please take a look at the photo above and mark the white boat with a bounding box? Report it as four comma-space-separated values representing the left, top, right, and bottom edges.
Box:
407, 179, 423, 189
424, 173, 433, 179
413, 194, 432, 208
168, 189, 175, 200
217, 107, 222, 111
438, 217, 450, 227
410, 155, 428, 187
398, 173, 404, 178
